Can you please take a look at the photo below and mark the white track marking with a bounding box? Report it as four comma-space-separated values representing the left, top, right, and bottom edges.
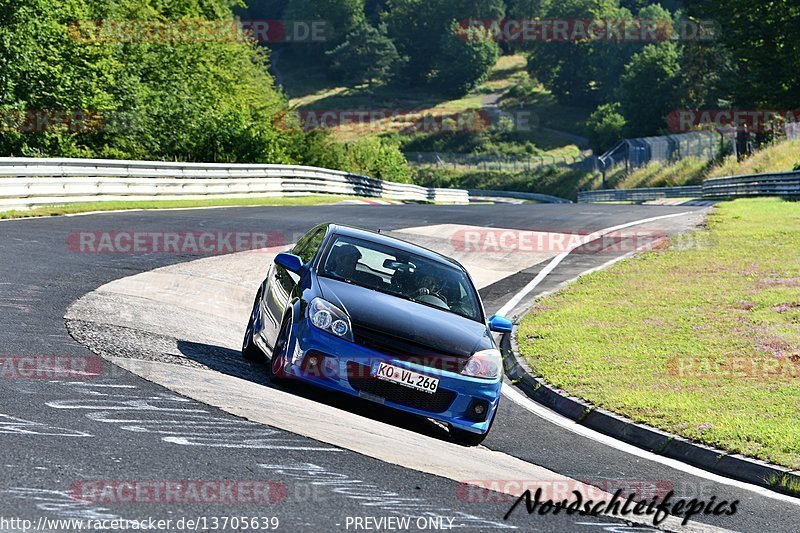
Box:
497, 208, 800, 506
65, 213, 742, 531
108, 357, 728, 533
496, 211, 693, 317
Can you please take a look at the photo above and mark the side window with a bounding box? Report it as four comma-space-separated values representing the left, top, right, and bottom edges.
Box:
293, 227, 326, 264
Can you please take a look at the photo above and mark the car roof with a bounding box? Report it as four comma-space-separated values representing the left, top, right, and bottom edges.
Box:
327, 224, 465, 270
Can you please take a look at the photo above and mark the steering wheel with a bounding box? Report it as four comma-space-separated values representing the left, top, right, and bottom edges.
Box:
416, 286, 448, 303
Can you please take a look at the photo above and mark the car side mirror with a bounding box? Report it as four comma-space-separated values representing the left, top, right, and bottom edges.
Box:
488, 314, 513, 333
274, 252, 303, 273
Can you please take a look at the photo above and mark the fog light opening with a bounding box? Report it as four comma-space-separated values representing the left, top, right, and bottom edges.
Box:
466, 399, 490, 422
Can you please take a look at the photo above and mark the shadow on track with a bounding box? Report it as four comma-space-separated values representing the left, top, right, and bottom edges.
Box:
176, 340, 455, 443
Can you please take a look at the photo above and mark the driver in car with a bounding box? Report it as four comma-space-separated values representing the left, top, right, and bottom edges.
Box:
412, 265, 450, 309
328, 244, 362, 280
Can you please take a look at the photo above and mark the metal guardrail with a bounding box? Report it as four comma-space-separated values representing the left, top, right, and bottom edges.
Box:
0, 158, 469, 210
467, 189, 572, 204
578, 170, 800, 203
578, 186, 702, 203
702, 170, 800, 199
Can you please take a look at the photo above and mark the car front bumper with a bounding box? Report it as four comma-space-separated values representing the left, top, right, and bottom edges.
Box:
280, 320, 502, 435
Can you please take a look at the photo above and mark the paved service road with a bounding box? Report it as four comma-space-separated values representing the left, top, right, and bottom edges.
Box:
1, 203, 797, 532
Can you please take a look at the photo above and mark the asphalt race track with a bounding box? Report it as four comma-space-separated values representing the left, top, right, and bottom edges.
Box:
2, 203, 799, 533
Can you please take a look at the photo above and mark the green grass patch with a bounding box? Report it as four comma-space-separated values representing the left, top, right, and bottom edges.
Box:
499, 75, 593, 136
285, 53, 582, 160
768, 473, 800, 497
518, 199, 800, 470
0, 195, 367, 220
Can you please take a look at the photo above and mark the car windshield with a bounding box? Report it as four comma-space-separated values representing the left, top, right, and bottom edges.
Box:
319, 235, 482, 322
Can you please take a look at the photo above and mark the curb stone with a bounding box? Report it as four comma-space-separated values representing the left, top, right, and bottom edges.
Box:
500, 329, 800, 498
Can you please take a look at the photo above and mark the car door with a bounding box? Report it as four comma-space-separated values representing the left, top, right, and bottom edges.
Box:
261, 225, 327, 347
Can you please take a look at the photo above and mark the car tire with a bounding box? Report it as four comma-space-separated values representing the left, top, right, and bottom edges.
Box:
450, 410, 496, 446
242, 291, 265, 362
266, 314, 292, 383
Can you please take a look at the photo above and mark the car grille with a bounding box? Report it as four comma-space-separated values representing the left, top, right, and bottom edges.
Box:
353, 326, 469, 373
346, 362, 457, 413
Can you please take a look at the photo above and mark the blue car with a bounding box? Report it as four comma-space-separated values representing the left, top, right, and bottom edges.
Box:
242, 223, 513, 445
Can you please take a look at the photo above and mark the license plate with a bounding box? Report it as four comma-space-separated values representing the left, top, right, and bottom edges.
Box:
373, 362, 439, 394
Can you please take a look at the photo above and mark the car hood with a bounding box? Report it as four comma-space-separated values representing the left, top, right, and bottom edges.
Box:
316, 276, 489, 357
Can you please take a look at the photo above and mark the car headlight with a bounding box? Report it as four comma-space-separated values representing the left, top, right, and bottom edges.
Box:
308, 298, 353, 342
461, 349, 501, 379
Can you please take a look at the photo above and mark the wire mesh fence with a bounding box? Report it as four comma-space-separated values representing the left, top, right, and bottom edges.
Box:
598, 131, 734, 175
786, 122, 800, 140
405, 122, 800, 178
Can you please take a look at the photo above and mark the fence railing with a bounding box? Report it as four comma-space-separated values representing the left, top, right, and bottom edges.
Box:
785, 122, 800, 141
0, 158, 469, 210
468, 189, 572, 204
578, 186, 703, 203
598, 131, 733, 176
702, 171, 800, 199
578, 170, 800, 203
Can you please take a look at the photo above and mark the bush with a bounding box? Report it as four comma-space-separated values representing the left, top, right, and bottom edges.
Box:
585, 103, 627, 154
344, 137, 411, 183
0, 0, 294, 163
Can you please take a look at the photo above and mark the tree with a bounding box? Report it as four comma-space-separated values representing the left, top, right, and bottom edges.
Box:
283, 0, 365, 51
506, 0, 551, 18
429, 22, 501, 96
0, 0, 300, 163
344, 136, 411, 183
617, 42, 684, 137
364, 0, 388, 25
682, 0, 800, 108
0, 0, 119, 157
524, 0, 638, 106
384, 0, 504, 84
586, 102, 626, 153
326, 23, 403, 88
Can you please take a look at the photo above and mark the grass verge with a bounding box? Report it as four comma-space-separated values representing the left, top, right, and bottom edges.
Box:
0, 195, 368, 220
412, 166, 602, 201
518, 199, 800, 470
609, 139, 800, 190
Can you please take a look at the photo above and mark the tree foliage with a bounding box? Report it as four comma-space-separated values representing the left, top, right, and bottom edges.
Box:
384, 0, 504, 86
682, 0, 800, 108
617, 42, 683, 136
0, 0, 293, 161
430, 22, 501, 96
524, 0, 639, 106
284, 0, 365, 47
585, 102, 626, 153
326, 23, 403, 87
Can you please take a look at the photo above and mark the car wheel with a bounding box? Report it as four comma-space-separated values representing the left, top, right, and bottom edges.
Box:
242, 291, 264, 361
450, 410, 496, 446
267, 314, 292, 383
